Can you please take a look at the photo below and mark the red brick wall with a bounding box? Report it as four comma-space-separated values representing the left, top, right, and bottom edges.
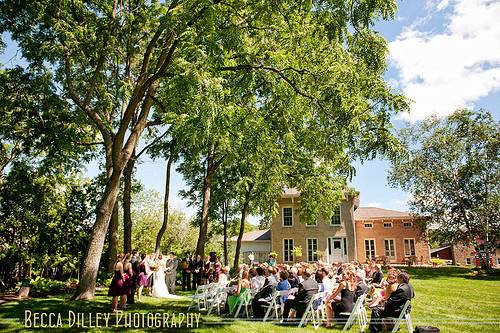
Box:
355, 218, 430, 264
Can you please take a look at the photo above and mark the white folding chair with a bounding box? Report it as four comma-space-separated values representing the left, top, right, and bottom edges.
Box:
313, 291, 326, 325
233, 288, 252, 318
206, 285, 230, 315
298, 292, 321, 328
187, 284, 211, 311
339, 293, 367, 332
386, 300, 413, 333
263, 290, 282, 322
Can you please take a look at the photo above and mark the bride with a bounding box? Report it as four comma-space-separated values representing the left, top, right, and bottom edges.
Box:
152, 254, 183, 299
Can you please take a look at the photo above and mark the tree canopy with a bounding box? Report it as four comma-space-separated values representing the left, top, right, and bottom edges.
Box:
389, 109, 499, 255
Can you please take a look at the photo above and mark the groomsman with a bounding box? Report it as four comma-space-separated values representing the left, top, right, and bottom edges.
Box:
192, 254, 203, 290
165, 252, 178, 294
181, 253, 192, 291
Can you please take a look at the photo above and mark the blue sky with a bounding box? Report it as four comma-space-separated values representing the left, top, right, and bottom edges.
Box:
2, 0, 499, 223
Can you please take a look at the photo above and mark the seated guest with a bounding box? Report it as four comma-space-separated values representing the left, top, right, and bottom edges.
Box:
252, 266, 266, 290
266, 267, 278, 286
325, 268, 357, 327
277, 270, 291, 303
354, 269, 369, 303
282, 268, 319, 323
368, 269, 399, 308
218, 266, 230, 286
266, 254, 277, 267
251, 283, 276, 318
226, 271, 252, 315
368, 271, 414, 333
288, 267, 300, 288
370, 264, 384, 287
320, 268, 335, 295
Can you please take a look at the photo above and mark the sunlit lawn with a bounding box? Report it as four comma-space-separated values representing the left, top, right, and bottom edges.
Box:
1, 267, 499, 333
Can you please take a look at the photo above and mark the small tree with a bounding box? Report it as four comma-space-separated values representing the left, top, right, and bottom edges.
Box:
292, 246, 303, 263
315, 250, 325, 262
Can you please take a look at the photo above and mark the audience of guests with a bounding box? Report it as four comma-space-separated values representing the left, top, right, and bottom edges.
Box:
171, 255, 415, 330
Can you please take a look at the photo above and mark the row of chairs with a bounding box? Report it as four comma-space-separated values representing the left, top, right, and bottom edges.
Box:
188, 283, 412, 332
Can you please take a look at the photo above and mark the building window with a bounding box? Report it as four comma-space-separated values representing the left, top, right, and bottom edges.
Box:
307, 239, 318, 262
331, 206, 341, 225
497, 258, 500, 265
384, 239, 396, 260
364, 239, 376, 260
383, 222, 393, 228
404, 239, 416, 256
364, 223, 373, 228
283, 207, 293, 226
404, 222, 413, 228
466, 258, 472, 265
284, 239, 294, 262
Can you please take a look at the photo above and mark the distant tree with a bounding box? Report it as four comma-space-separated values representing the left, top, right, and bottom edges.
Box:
389, 109, 499, 268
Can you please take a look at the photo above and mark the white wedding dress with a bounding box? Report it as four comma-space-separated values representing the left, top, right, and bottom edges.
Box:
152, 260, 183, 299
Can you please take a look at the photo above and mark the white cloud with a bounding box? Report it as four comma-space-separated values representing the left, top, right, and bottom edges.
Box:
367, 202, 381, 208
436, 0, 450, 11
389, 0, 500, 120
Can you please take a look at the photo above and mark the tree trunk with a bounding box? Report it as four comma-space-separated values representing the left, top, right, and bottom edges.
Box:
123, 149, 135, 254
73, 169, 122, 300
223, 200, 228, 266
107, 201, 119, 272
155, 150, 174, 254
195, 147, 215, 258
233, 189, 251, 271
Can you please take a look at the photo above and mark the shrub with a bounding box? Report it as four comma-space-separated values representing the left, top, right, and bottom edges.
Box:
431, 258, 447, 266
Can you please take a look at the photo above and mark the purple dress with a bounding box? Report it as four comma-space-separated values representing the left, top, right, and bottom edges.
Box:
108, 270, 125, 296
138, 262, 149, 287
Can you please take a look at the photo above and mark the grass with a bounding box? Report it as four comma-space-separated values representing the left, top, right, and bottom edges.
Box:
0, 267, 499, 333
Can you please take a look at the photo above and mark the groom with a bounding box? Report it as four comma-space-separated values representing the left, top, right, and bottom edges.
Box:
165, 252, 178, 295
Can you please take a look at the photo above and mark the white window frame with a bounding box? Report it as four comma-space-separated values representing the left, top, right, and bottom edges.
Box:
330, 205, 342, 226
384, 238, 396, 260
466, 258, 472, 265
403, 238, 416, 256
282, 207, 293, 227
383, 222, 393, 228
403, 222, 413, 228
307, 238, 318, 262
283, 239, 294, 262
364, 222, 373, 228
364, 239, 376, 260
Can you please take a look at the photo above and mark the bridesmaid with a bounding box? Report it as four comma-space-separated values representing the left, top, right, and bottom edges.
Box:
136, 254, 148, 301
122, 253, 133, 308
108, 253, 126, 312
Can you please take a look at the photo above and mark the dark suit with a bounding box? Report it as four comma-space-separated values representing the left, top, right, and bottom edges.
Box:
369, 283, 414, 333
251, 284, 276, 318
371, 270, 384, 284
283, 277, 319, 322
354, 281, 369, 303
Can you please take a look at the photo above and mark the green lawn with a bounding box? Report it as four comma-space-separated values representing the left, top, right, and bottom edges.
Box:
1, 267, 499, 332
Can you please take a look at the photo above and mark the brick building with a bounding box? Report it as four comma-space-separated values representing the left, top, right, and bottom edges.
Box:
233, 189, 431, 264
354, 207, 430, 264
269, 189, 359, 263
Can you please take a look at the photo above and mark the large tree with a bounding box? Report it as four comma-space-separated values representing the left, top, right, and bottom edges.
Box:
389, 109, 499, 268
1, 0, 408, 299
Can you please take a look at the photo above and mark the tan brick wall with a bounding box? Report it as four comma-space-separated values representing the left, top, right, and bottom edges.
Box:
452, 244, 476, 265
271, 196, 356, 263
355, 218, 430, 264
